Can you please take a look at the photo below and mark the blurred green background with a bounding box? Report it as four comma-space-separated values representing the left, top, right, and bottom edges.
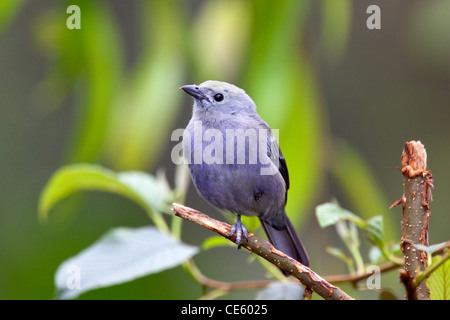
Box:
0, 0, 448, 299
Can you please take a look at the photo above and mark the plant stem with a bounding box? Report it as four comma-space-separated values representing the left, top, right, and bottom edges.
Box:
415, 250, 450, 288
147, 207, 171, 234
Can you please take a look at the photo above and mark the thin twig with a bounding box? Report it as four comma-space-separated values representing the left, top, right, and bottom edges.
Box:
324, 243, 450, 286
324, 261, 399, 284
172, 203, 354, 300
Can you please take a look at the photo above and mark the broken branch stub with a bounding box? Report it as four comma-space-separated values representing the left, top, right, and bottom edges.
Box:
392, 140, 433, 300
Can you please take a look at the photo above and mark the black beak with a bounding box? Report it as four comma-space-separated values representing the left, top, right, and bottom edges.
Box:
180, 85, 208, 101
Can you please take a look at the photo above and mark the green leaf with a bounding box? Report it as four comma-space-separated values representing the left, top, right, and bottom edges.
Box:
0, 0, 24, 34
191, 0, 251, 80
244, 1, 321, 227
319, 0, 352, 63
39, 164, 171, 231
106, 0, 185, 170
325, 246, 355, 273
54, 226, 199, 299
427, 256, 450, 300
315, 202, 364, 228
117, 171, 171, 214
39, 164, 136, 220
315, 202, 386, 244
366, 215, 385, 247
65, 0, 124, 163
316, 202, 395, 263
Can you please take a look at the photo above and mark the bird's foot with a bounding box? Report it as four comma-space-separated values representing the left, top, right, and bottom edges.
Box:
230, 215, 248, 249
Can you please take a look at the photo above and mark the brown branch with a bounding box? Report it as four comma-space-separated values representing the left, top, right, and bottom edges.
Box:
391, 141, 433, 300
172, 203, 354, 300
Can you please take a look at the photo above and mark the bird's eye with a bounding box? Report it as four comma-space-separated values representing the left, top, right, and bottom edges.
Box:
213, 93, 224, 102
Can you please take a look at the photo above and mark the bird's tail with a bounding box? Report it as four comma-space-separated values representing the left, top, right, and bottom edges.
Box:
260, 214, 309, 276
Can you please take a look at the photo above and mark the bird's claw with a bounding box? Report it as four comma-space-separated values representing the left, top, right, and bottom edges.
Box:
230, 215, 248, 249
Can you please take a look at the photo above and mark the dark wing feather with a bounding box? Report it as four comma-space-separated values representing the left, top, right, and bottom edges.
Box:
278, 149, 289, 199
253, 113, 290, 201
266, 132, 289, 202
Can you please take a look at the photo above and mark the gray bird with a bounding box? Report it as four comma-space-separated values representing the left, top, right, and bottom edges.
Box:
180, 80, 309, 272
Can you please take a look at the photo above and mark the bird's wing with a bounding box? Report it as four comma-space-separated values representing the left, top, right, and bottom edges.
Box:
278, 148, 290, 191
266, 129, 290, 201
249, 113, 290, 195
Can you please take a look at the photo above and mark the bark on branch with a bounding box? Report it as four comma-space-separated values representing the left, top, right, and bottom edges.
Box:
172, 203, 354, 300
391, 140, 433, 300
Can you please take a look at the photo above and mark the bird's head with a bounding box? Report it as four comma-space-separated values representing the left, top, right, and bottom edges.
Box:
180, 80, 256, 117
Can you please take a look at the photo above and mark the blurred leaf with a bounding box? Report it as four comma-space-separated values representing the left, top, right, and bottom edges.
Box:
54, 226, 199, 299
191, 0, 251, 80
326, 246, 354, 273
0, 0, 24, 34
118, 171, 171, 214
427, 256, 450, 300
39, 164, 134, 220
245, 0, 310, 125
169, 163, 191, 239
366, 215, 385, 249
255, 282, 304, 300
33, 1, 124, 161
173, 162, 191, 201
244, 0, 323, 226
280, 62, 324, 227
65, 0, 123, 163
39, 164, 170, 232
106, 0, 185, 170
330, 139, 397, 239
32, 8, 81, 114
319, 0, 352, 64
368, 246, 383, 264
